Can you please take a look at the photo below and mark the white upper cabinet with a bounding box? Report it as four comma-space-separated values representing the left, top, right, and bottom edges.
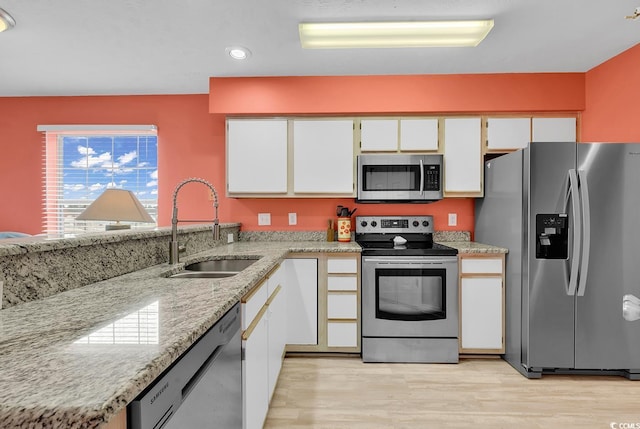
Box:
360, 118, 439, 152
360, 119, 398, 151
486, 117, 531, 151
532, 117, 577, 142
227, 119, 288, 193
443, 117, 483, 195
400, 118, 439, 151
293, 119, 354, 194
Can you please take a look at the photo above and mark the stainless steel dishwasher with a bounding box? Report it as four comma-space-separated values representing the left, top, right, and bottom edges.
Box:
129, 303, 242, 429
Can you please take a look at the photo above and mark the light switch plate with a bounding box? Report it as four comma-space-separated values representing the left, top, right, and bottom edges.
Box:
448, 213, 458, 226
288, 213, 297, 225
258, 213, 271, 226
227, 233, 234, 243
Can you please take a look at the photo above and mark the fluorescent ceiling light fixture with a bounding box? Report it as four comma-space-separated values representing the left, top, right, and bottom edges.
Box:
0, 7, 16, 32
299, 20, 494, 48
226, 46, 251, 60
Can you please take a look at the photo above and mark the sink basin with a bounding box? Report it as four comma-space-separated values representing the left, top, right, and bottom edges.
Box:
169, 257, 258, 279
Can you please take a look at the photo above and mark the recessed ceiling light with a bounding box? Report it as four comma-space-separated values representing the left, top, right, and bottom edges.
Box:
226, 46, 251, 60
299, 20, 495, 49
0, 7, 16, 33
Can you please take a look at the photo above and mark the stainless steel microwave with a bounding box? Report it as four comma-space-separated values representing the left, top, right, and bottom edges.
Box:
356, 154, 443, 203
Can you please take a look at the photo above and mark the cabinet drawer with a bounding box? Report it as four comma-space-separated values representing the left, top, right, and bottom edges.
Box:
327, 258, 358, 274
327, 322, 358, 347
327, 294, 358, 319
242, 280, 268, 329
327, 276, 358, 291
461, 258, 502, 274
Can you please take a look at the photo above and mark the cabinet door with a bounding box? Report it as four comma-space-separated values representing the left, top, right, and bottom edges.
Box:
443, 118, 482, 195
285, 258, 318, 345
486, 117, 531, 151
327, 321, 358, 347
400, 118, 439, 151
360, 119, 398, 151
460, 277, 503, 351
292, 119, 354, 194
227, 119, 288, 193
532, 117, 577, 142
267, 287, 286, 399
243, 315, 269, 429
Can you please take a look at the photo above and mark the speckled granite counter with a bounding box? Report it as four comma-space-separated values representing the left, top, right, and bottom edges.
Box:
0, 241, 360, 429
441, 241, 508, 254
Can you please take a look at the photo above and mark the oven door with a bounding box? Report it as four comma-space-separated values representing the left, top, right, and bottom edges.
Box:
362, 256, 458, 338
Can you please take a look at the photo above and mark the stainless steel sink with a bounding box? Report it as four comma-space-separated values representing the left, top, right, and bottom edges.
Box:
169, 257, 258, 279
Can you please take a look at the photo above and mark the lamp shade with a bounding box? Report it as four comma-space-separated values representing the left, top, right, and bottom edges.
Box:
0, 8, 16, 33
76, 189, 155, 226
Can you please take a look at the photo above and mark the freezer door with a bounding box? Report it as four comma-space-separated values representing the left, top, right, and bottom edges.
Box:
524, 142, 576, 369
575, 143, 640, 370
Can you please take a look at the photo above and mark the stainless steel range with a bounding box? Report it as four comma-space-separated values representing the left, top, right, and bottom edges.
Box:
356, 215, 459, 363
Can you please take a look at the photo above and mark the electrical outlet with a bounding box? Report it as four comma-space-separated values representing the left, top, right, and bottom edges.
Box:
227, 233, 234, 243
448, 213, 458, 227
288, 213, 297, 225
258, 213, 271, 226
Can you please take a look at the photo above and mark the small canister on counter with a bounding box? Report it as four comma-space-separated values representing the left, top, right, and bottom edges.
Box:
337, 217, 352, 242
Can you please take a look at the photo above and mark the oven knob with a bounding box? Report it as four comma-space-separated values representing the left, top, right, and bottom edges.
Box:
371, 221, 377, 227
360, 221, 368, 227
412, 221, 419, 227
422, 220, 430, 227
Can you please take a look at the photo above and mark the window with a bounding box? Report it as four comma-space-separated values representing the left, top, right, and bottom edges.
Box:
38, 125, 158, 237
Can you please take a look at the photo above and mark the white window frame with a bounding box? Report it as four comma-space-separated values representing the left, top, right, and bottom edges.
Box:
38, 125, 158, 237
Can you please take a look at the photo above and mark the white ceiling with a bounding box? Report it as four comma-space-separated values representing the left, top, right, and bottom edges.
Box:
0, 0, 639, 97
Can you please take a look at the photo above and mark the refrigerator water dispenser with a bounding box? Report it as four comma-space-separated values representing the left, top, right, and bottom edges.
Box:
536, 214, 568, 259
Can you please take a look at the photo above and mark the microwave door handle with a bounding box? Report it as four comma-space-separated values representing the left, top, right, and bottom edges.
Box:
419, 159, 424, 195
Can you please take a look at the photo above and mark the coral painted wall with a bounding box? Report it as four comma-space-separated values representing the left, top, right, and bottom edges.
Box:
582, 43, 640, 142
0, 95, 223, 234
1, 72, 588, 235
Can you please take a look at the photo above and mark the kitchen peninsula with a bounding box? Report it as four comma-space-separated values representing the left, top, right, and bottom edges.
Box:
0, 227, 503, 428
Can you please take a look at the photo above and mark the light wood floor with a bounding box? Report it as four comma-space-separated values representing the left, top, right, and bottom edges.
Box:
264, 356, 640, 429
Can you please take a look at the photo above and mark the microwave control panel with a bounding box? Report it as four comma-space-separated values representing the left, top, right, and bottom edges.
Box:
424, 165, 440, 191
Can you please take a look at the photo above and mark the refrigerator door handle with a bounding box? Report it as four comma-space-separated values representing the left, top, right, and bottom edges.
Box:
567, 169, 581, 296
623, 294, 640, 322
576, 170, 591, 296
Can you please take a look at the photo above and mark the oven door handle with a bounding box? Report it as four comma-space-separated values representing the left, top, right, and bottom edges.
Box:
363, 257, 458, 264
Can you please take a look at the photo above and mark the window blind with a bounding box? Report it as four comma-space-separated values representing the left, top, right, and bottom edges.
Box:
38, 125, 158, 237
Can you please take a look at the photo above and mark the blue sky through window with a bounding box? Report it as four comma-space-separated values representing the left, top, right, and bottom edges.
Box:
61, 135, 158, 201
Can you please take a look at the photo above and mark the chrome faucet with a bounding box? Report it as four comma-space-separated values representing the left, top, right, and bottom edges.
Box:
169, 177, 220, 264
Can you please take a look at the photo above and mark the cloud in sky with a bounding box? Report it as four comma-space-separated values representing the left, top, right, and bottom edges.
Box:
77, 146, 96, 156
117, 150, 137, 166
64, 183, 85, 191
71, 151, 112, 168
88, 183, 106, 192
150, 170, 158, 180
147, 180, 158, 187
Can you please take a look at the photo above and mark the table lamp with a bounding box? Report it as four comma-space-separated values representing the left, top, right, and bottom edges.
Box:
76, 189, 155, 230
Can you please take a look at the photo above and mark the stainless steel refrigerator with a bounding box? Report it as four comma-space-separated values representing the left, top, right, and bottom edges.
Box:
475, 142, 640, 379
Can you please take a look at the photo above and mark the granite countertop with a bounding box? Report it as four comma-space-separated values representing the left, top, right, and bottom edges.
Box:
0, 241, 360, 429
442, 241, 508, 254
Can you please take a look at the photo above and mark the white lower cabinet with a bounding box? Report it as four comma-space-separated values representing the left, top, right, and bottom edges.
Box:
242, 264, 286, 429
285, 258, 318, 346
459, 254, 505, 354
325, 255, 360, 351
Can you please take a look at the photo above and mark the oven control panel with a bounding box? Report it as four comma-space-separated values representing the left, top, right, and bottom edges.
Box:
355, 216, 434, 234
